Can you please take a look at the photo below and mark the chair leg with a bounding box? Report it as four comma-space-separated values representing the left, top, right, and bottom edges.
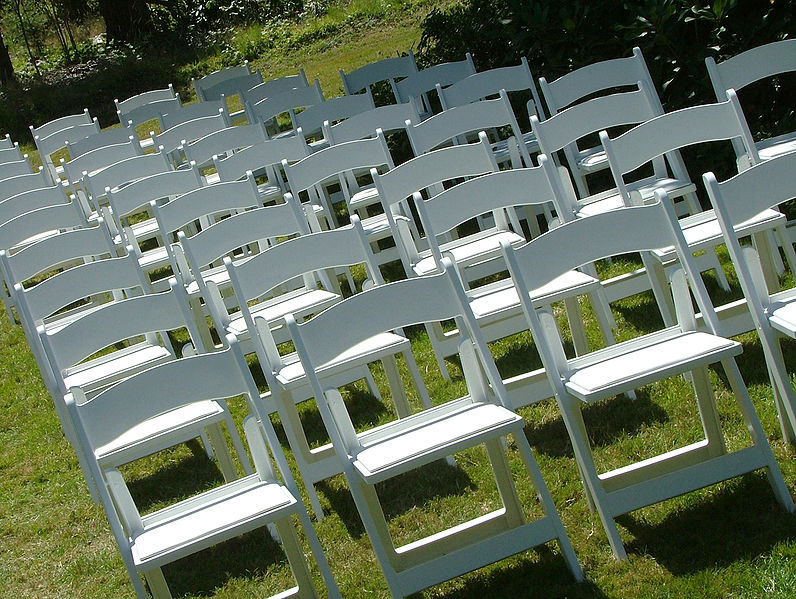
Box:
563, 296, 589, 356
557, 395, 628, 559
705, 247, 731, 292
689, 366, 728, 459
382, 355, 411, 418
424, 321, 451, 380
402, 348, 433, 409
512, 431, 585, 582
484, 437, 525, 528
205, 422, 238, 482
221, 404, 253, 475
295, 508, 342, 599
273, 518, 322, 599
758, 330, 796, 445
143, 568, 172, 599
720, 358, 795, 512
774, 225, 796, 277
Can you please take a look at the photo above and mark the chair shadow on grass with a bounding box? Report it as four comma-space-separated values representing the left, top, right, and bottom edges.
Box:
429, 551, 609, 599
161, 526, 289, 597
618, 473, 796, 574
318, 458, 476, 538
123, 439, 226, 514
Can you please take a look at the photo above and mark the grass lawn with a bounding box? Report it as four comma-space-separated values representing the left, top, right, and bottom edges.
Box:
2, 1, 796, 597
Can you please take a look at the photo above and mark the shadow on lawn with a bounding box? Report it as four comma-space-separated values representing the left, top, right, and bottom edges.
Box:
318, 458, 475, 538
619, 473, 796, 574
523, 390, 669, 459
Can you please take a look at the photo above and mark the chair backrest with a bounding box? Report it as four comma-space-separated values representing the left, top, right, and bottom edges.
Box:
241, 69, 310, 106
0, 198, 86, 251
182, 121, 268, 169
439, 55, 546, 119
322, 102, 420, 144
283, 130, 393, 197
293, 91, 376, 139
704, 151, 796, 317
2, 219, 117, 298
0, 170, 51, 202
600, 90, 759, 205
177, 194, 310, 320
0, 133, 13, 149
706, 39, 796, 101
39, 278, 202, 397
29, 109, 92, 140
83, 150, 173, 209
373, 133, 497, 211
407, 89, 529, 162
33, 120, 101, 183
246, 80, 325, 133
0, 143, 23, 165
115, 84, 180, 126
502, 200, 722, 358
192, 62, 262, 101
66, 127, 137, 159
225, 217, 383, 371
394, 54, 475, 115
539, 46, 663, 115
212, 134, 310, 183
0, 159, 33, 181
107, 163, 203, 222
159, 98, 229, 130
60, 138, 142, 189
414, 162, 556, 267
0, 184, 70, 226
340, 52, 419, 100
151, 109, 231, 155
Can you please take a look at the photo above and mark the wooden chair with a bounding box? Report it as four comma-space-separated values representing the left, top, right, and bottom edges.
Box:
339, 51, 419, 103
223, 217, 430, 518
705, 151, 796, 444
66, 337, 340, 599
288, 259, 584, 596
393, 53, 475, 119
706, 39, 796, 161
502, 200, 794, 559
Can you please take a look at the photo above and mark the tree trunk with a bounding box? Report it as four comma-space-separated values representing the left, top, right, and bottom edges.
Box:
98, 0, 154, 43
0, 29, 15, 85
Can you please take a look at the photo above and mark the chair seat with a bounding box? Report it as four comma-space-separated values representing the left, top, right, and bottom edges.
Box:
468, 269, 601, 322
491, 131, 540, 163
564, 328, 741, 402
757, 131, 796, 162
62, 341, 173, 394
413, 229, 525, 276
96, 400, 227, 465
576, 146, 608, 173
276, 332, 410, 388
349, 185, 380, 210
768, 290, 796, 338
353, 399, 523, 483
128, 217, 160, 243
132, 475, 297, 568
226, 287, 340, 338
360, 213, 411, 242
651, 207, 786, 262
577, 177, 694, 217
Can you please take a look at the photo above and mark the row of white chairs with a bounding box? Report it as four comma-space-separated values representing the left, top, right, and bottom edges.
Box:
5, 39, 795, 598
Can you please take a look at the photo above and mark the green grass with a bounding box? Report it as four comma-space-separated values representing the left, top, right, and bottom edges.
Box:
3, 2, 796, 598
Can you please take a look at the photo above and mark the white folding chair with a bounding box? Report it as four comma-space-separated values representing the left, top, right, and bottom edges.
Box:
66, 337, 339, 599
322, 101, 420, 145
293, 90, 375, 149
240, 69, 309, 106
212, 133, 310, 204
223, 217, 430, 518
705, 151, 796, 444
31, 117, 100, 184
539, 47, 665, 197
0, 158, 34, 181
281, 130, 401, 267
59, 137, 142, 204
182, 120, 268, 179
0, 141, 23, 164
245, 80, 325, 138
105, 163, 203, 285
393, 53, 475, 119
340, 51, 419, 102
706, 39, 796, 161
0, 170, 51, 202
192, 62, 262, 101
66, 127, 138, 158
150, 109, 230, 167
288, 259, 584, 596
599, 92, 796, 324
158, 98, 230, 130
38, 278, 251, 485
116, 85, 181, 130
411, 161, 616, 397
502, 200, 794, 559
